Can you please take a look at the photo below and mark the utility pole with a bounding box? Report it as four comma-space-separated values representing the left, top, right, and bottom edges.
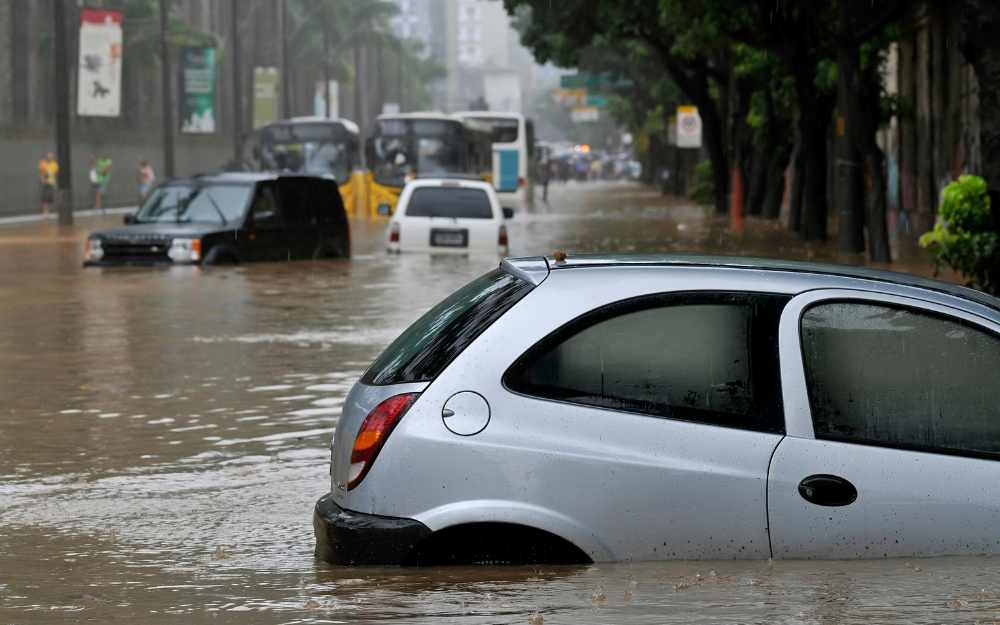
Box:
376, 39, 384, 115
279, 0, 291, 117
397, 39, 404, 113
52, 0, 73, 226
230, 0, 242, 163
160, 0, 175, 178
354, 43, 363, 134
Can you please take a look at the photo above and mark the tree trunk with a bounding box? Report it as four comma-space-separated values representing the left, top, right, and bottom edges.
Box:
789, 139, 805, 232
799, 107, 832, 240
958, 0, 1000, 232
747, 149, 768, 215
865, 145, 892, 262
836, 35, 866, 253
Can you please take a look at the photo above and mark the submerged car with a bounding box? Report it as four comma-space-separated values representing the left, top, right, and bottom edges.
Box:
315, 254, 1000, 565
386, 178, 512, 255
84, 172, 349, 266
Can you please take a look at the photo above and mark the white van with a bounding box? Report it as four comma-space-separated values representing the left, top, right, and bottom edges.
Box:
386, 178, 512, 255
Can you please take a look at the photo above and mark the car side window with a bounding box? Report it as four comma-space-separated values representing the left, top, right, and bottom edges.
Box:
504, 293, 787, 433
251, 186, 280, 225
801, 301, 1000, 458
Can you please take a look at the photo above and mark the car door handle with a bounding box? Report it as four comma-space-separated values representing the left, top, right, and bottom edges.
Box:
798, 474, 858, 507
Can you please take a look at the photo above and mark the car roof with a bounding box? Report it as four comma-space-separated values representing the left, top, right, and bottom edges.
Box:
502, 253, 1000, 313
406, 178, 495, 191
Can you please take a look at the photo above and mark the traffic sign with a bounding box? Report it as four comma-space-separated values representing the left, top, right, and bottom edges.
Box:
676, 105, 702, 148
571, 107, 600, 122
560, 72, 632, 92
586, 95, 608, 108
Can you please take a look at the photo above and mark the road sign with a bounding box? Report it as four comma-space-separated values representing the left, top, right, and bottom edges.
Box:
560, 72, 633, 92
554, 89, 587, 107
676, 105, 702, 149
571, 107, 600, 122
586, 95, 608, 107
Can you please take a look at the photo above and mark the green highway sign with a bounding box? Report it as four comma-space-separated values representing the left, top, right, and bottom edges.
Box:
586, 95, 608, 107
559, 72, 632, 92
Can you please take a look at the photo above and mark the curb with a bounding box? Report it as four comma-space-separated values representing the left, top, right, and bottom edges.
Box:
0, 206, 136, 227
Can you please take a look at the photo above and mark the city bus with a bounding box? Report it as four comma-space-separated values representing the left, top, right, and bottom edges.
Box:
366, 113, 493, 217
455, 111, 536, 210
240, 117, 364, 216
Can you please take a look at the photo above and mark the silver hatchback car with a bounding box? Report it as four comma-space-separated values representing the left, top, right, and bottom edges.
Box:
314, 254, 1000, 565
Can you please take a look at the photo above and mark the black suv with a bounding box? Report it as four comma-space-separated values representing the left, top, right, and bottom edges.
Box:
83, 173, 350, 266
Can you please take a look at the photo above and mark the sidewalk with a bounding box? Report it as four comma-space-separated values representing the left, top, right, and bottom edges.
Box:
0, 205, 135, 227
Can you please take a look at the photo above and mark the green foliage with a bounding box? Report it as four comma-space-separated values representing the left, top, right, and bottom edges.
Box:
688, 161, 716, 206
919, 175, 1000, 294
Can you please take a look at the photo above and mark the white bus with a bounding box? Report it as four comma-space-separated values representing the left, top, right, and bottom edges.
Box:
455, 112, 535, 210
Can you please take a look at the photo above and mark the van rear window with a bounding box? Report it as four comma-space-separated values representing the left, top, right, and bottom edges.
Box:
405, 187, 493, 219
361, 269, 533, 386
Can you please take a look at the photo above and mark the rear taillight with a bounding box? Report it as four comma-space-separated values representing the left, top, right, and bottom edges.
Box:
348, 393, 419, 490
498, 224, 509, 247
518, 176, 526, 188
389, 222, 400, 243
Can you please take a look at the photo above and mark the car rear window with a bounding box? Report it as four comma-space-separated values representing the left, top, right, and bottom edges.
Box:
405, 187, 494, 219
361, 269, 533, 386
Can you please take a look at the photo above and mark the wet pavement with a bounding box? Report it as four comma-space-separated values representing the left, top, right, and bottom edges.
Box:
0, 181, 992, 624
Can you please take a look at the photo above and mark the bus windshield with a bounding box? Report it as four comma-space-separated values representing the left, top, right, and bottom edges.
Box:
372, 119, 466, 187
471, 117, 520, 143
256, 123, 354, 182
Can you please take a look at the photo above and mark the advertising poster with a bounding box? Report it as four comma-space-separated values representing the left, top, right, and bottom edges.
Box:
77, 9, 123, 117
180, 47, 217, 134
253, 67, 280, 129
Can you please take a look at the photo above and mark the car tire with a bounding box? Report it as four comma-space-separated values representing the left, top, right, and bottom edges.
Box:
202, 247, 239, 266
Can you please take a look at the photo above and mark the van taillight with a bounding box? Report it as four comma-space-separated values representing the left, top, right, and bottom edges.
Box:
498, 224, 509, 247
518, 176, 526, 188
348, 393, 419, 490
389, 222, 400, 243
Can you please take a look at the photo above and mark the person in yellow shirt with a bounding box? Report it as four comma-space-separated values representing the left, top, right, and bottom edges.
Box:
38, 152, 58, 216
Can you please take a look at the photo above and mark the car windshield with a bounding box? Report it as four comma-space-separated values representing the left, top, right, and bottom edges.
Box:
135, 184, 252, 224
405, 187, 493, 219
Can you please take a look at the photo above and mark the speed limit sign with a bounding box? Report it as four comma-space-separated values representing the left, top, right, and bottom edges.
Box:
676, 105, 702, 148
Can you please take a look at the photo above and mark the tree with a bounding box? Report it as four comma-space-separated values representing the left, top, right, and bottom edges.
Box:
504, 0, 733, 214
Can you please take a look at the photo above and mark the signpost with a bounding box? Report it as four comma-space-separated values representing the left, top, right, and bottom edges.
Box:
676, 105, 702, 149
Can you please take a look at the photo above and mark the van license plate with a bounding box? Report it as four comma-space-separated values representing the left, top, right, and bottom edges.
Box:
431, 229, 468, 248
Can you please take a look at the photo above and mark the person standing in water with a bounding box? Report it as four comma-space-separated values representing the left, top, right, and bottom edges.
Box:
137, 159, 156, 202
38, 152, 58, 216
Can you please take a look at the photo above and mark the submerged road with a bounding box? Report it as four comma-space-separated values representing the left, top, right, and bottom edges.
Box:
1, 182, 987, 624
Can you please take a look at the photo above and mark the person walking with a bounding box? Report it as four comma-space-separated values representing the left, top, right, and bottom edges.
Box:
38, 152, 59, 216
137, 159, 156, 202
90, 155, 112, 211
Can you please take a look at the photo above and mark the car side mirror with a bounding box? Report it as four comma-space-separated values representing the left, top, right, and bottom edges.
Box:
502, 206, 515, 220
123, 213, 137, 225
377, 202, 392, 216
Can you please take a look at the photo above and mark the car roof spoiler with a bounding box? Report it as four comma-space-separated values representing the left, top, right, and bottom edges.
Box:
500, 256, 550, 286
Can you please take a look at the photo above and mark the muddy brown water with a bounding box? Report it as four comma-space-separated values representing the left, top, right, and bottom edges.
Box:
1, 182, 994, 624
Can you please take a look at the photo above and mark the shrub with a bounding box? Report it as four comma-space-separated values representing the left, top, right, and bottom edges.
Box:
688, 161, 715, 206
919, 175, 1000, 294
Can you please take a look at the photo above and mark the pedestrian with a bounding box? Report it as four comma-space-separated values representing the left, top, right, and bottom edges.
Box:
537, 158, 550, 203
90, 155, 112, 211
38, 152, 58, 216
137, 159, 156, 202
659, 167, 671, 196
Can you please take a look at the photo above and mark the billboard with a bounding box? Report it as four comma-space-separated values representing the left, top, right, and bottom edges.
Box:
676, 105, 702, 149
253, 67, 279, 129
180, 47, 217, 134
77, 9, 123, 117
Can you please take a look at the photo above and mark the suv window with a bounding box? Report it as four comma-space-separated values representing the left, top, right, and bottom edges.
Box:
362, 269, 533, 386
504, 293, 787, 433
252, 186, 280, 224
405, 187, 493, 219
802, 301, 1000, 458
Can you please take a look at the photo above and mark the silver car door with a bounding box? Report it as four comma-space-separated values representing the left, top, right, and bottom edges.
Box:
769, 289, 1000, 558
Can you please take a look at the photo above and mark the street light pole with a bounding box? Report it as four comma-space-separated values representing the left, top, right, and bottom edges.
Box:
280, 0, 291, 117
160, 0, 175, 178
52, 0, 73, 226
397, 39, 404, 113
230, 0, 242, 164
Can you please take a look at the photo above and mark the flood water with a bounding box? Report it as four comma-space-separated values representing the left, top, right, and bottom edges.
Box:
1, 182, 993, 624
